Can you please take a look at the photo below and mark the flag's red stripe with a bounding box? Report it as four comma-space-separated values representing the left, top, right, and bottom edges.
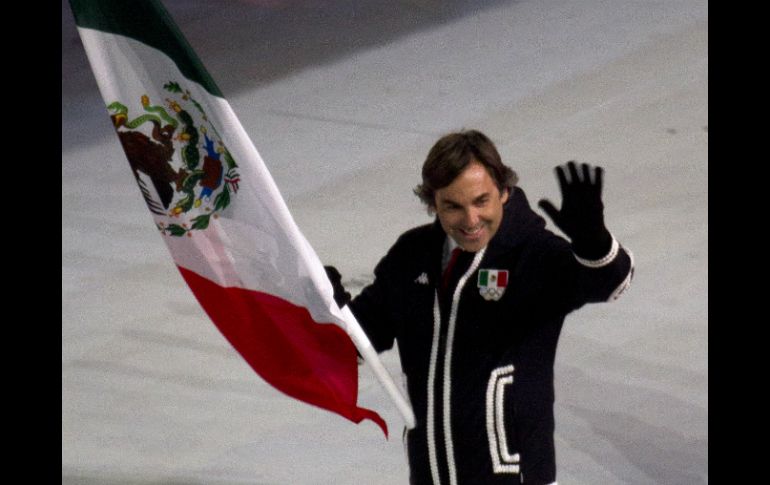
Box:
177, 265, 387, 436
497, 270, 508, 287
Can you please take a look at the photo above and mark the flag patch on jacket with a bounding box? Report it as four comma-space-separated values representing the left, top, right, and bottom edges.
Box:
478, 269, 508, 301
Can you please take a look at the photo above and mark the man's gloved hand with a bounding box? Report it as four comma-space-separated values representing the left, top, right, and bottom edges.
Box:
538, 161, 612, 260
324, 265, 351, 308
324, 265, 363, 364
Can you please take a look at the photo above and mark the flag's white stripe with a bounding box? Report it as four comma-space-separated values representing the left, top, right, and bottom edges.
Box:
77, 27, 343, 328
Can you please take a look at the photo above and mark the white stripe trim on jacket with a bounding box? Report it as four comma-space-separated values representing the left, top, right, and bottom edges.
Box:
441, 249, 486, 485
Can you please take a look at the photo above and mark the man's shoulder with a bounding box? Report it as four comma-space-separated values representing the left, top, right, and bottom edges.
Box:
492, 188, 570, 260
387, 222, 439, 255
371, 223, 438, 273
396, 223, 435, 244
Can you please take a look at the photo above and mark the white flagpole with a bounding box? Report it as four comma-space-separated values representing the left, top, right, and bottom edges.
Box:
340, 305, 416, 430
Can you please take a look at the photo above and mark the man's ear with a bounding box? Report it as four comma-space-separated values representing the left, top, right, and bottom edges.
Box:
427, 198, 438, 215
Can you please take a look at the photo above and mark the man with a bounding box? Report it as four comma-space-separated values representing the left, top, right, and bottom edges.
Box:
328, 130, 634, 484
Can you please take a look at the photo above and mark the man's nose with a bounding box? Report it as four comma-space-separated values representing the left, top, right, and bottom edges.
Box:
463, 208, 480, 228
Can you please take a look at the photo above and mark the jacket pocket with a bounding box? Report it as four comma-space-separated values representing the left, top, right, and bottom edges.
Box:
485, 365, 520, 474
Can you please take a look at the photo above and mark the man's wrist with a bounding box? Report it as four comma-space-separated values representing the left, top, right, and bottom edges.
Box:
573, 233, 619, 268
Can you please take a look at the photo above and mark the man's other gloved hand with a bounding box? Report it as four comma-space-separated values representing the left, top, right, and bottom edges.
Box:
324, 265, 351, 308
324, 265, 362, 364
538, 161, 612, 260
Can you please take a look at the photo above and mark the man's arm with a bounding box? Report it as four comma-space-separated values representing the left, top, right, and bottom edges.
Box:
538, 161, 634, 306
325, 259, 398, 354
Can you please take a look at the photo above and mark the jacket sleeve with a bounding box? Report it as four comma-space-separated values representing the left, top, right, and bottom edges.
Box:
348, 248, 399, 353
541, 232, 635, 313
573, 234, 634, 302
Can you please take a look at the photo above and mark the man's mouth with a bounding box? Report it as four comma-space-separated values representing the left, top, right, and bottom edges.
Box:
460, 226, 484, 238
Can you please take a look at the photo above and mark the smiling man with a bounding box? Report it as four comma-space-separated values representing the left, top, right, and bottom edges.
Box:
433, 160, 508, 252
328, 130, 634, 485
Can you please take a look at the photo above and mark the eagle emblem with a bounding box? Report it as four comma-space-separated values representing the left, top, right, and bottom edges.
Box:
107, 81, 240, 237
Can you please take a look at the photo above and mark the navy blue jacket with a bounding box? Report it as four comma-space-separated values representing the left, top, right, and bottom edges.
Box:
350, 187, 634, 485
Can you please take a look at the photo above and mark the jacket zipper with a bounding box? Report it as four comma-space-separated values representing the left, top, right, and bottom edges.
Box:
427, 249, 486, 485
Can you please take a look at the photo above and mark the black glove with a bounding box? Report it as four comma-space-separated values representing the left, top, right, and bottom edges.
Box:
324, 265, 351, 308
324, 265, 362, 364
538, 161, 612, 260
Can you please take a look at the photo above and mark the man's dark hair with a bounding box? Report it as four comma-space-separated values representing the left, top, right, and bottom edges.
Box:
414, 130, 518, 209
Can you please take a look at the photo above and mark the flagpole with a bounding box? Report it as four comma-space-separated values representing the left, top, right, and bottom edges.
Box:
340, 306, 416, 430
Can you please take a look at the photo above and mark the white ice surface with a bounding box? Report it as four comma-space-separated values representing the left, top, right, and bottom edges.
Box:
62, 0, 707, 483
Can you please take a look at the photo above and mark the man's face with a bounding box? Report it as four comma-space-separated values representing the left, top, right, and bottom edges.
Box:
434, 161, 509, 252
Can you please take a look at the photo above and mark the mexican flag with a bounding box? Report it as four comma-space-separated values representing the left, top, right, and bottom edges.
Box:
478, 269, 508, 288
69, 0, 401, 435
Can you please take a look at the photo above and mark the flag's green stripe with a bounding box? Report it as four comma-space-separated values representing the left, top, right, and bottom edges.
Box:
478, 270, 488, 286
69, 0, 223, 98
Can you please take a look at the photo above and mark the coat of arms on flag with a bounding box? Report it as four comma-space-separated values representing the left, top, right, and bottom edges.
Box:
478, 269, 508, 301
108, 83, 241, 237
